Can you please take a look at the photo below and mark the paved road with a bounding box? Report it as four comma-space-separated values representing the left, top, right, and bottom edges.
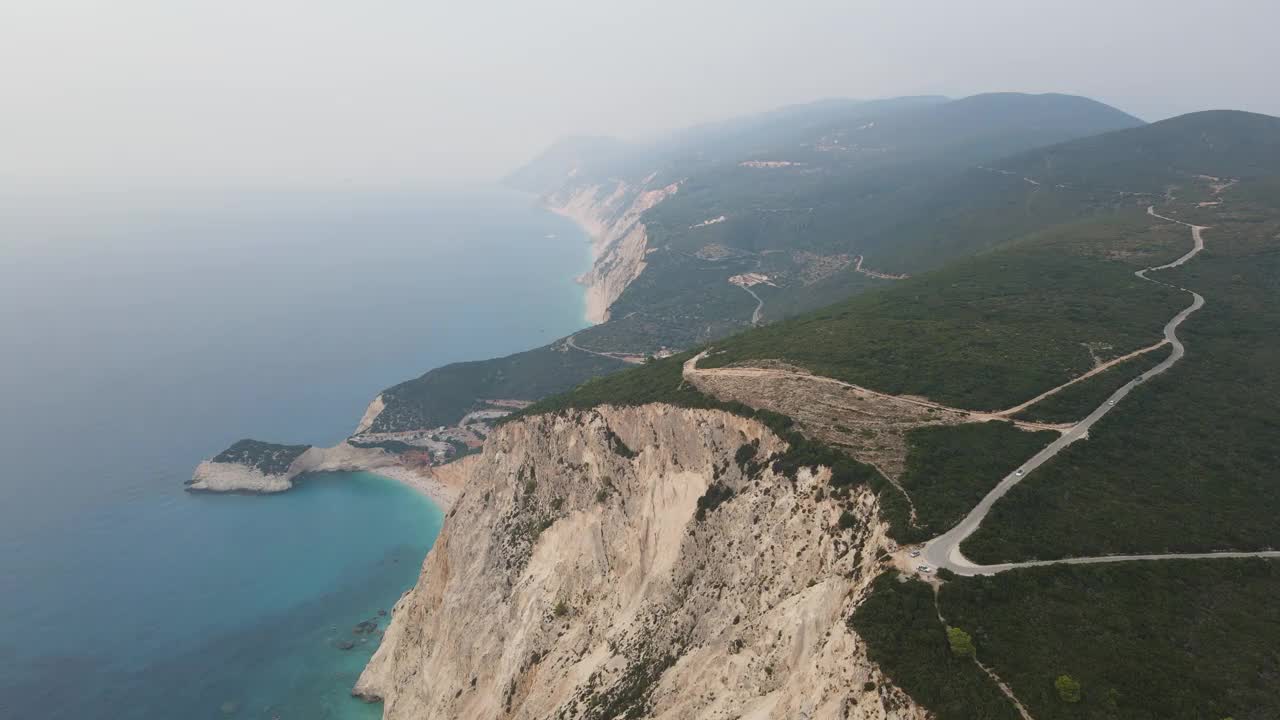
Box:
939, 550, 1280, 575
922, 207, 1222, 576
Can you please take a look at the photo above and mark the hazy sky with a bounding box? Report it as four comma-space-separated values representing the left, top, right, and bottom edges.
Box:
3, 0, 1277, 188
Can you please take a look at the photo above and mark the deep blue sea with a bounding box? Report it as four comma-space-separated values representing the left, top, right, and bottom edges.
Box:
0, 186, 590, 719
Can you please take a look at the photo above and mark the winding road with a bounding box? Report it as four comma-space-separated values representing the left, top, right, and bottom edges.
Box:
564, 334, 645, 365
921, 206, 1232, 576
737, 284, 766, 326
688, 204, 1274, 578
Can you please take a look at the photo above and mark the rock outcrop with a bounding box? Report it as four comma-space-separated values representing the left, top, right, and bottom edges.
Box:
355, 404, 925, 720
188, 441, 396, 494
355, 393, 387, 435
548, 180, 680, 324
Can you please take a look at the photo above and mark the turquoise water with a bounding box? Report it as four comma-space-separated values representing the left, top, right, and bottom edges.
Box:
0, 187, 589, 718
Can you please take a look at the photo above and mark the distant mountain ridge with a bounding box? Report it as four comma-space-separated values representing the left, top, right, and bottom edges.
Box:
509, 92, 1147, 354
999, 109, 1280, 189
334, 93, 1156, 443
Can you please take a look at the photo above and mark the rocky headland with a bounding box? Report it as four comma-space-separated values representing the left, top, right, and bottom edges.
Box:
353, 404, 924, 719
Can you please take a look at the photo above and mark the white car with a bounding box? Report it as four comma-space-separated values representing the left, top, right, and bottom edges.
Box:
909, 550, 921, 558
1015, 469, 1024, 476
917, 565, 933, 573
1109, 399, 1116, 405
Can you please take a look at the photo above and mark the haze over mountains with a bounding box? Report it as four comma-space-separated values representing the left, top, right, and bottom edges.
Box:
363, 93, 1160, 429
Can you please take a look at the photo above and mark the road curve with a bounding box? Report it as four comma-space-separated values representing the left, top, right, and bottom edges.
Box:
564, 334, 645, 365
922, 207, 1213, 576
737, 284, 766, 326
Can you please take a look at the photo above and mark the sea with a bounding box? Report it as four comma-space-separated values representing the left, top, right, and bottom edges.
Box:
0, 186, 591, 719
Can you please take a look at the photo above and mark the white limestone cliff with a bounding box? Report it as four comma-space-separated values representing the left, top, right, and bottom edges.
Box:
548, 180, 680, 324
355, 404, 925, 720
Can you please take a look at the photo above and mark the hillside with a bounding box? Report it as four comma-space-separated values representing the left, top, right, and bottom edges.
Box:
999, 109, 1280, 191
362, 342, 627, 433
562, 92, 1145, 352
499, 109, 1280, 720
340, 93, 1148, 444
698, 211, 1188, 410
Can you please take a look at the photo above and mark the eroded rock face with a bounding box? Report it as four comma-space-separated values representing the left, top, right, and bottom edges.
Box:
548, 181, 680, 324
356, 405, 924, 720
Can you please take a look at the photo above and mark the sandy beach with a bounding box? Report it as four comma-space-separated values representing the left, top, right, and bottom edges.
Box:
369, 464, 461, 512
368, 453, 482, 513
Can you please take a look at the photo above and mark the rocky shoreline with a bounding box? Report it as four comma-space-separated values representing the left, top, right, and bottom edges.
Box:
545, 179, 679, 324
188, 440, 462, 511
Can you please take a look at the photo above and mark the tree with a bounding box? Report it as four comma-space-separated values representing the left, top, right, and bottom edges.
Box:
1055, 674, 1082, 703
946, 627, 975, 657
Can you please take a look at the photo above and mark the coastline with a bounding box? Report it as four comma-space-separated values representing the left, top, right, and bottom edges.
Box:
363, 463, 460, 513
546, 203, 613, 324
540, 179, 679, 326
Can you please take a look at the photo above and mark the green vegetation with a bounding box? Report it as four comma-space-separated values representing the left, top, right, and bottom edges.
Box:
1055, 675, 1082, 704
348, 438, 416, 453
511, 351, 718, 416
369, 342, 626, 432
211, 439, 310, 475
1013, 345, 1172, 423
893, 422, 1056, 543
703, 234, 1183, 411
964, 206, 1280, 561
734, 440, 759, 469
514, 94, 1145, 356
1001, 110, 1280, 191
946, 627, 975, 658
938, 560, 1280, 719
501, 112, 1280, 720
604, 428, 638, 459
850, 575, 1022, 720
578, 650, 679, 720
495, 111, 1280, 720
694, 483, 734, 522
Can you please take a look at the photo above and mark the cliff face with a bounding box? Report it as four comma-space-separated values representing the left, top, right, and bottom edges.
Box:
548, 180, 680, 324
356, 405, 925, 720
